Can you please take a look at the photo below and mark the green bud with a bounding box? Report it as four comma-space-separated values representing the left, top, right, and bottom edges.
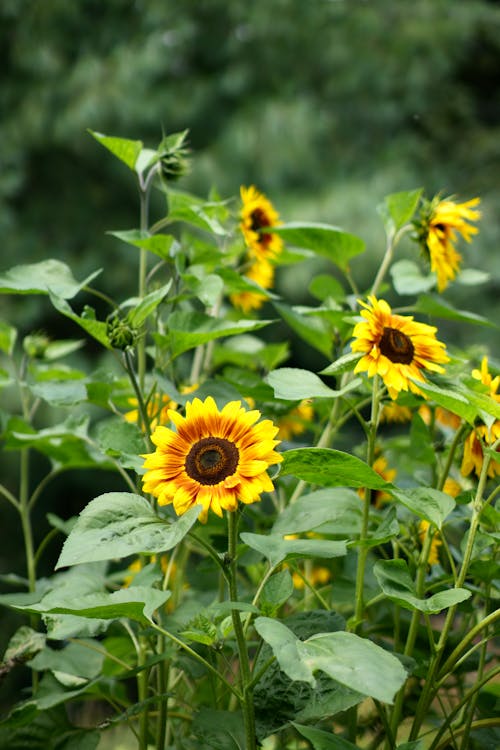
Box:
158, 129, 190, 182
23, 332, 50, 359
106, 313, 137, 350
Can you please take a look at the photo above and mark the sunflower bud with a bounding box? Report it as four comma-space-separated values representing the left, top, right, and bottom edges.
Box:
158, 130, 190, 182
106, 313, 137, 350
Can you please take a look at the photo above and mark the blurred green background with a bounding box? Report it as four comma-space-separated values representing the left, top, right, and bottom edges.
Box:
2, 0, 499, 328
1, 0, 499, 730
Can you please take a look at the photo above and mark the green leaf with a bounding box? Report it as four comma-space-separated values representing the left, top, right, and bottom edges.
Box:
13, 587, 170, 625
56, 493, 200, 568
280, 448, 394, 490
255, 617, 406, 703
261, 569, 294, 611
293, 723, 358, 750
0, 321, 17, 355
272, 488, 362, 536
109, 229, 176, 260
127, 280, 173, 327
182, 268, 225, 307
49, 294, 111, 349
272, 223, 365, 271
162, 310, 273, 358
274, 303, 333, 358
412, 379, 477, 425
3, 626, 46, 665
309, 274, 346, 302
390, 259, 436, 295
456, 268, 490, 286
242, 532, 347, 569
94, 417, 145, 457
0, 260, 100, 299
29, 639, 104, 682
320, 351, 363, 376
167, 189, 226, 235
415, 294, 497, 328
373, 560, 471, 613
88, 130, 143, 171
29, 380, 88, 407
390, 487, 455, 528
379, 188, 423, 232
265, 367, 361, 400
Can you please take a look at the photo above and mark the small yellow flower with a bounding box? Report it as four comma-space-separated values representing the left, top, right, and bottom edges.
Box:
419, 404, 462, 431
240, 185, 283, 263
277, 400, 314, 440
419, 520, 442, 566
351, 296, 449, 399
292, 566, 331, 590
416, 195, 481, 292
460, 357, 500, 479
142, 397, 282, 522
443, 477, 462, 498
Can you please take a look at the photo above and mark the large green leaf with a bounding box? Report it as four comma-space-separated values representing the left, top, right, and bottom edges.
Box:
255, 617, 406, 703
49, 295, 112, 349
280, 448, 394, 490
56, 493, 200, 568
167, 189, 226, 235
265, 367, 361, 400
390, 487, 455, 528
373, 560, 471, 613
0, 260, 100, 299
10, 587, 170, 626
161, 310, 273, 358
241, 532, 347, 569
378, 188, 423, 232
88, 130, 143, 171
411, 379, 477, 425
272, 223, 365, 271
127, 281, 173, 327
320, 351, 363, 377
272, 488, 362, 536
390, 260, 436, 295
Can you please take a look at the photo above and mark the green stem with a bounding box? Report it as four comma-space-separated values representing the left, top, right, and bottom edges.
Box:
351, 375, 381, 632
123, 349, 152, 446
137, 638, 150, 750
0, 483, 19, 511
227, 511, 257, 750
437, 607, 499, 680
19, 449, 36, 594
409, 442, 494, 741
436, 422, 468, 491
155, 635, 169, 750
371, 224, 411, 298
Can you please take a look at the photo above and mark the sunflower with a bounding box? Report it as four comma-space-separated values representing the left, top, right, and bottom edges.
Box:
380, 401, 413, 423
142, 396, 282, 522
230, 257, 274, 313
419, 520, 442, 567
460, 357, 500, 479
415, 195, 481, 292
240, 185, 283, 262
351, 296, 449, 399
418, 404, 462, 431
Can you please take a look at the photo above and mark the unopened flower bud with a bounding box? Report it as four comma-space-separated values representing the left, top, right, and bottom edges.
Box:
106, 313, 137, 350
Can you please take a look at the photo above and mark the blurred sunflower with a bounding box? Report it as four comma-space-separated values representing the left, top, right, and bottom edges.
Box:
380, 401, 413, 423
125, 392, 175, 432
292, 565, 331, 590
230, 257, 274, 313
240, 185, 283, 262
415, 195, 481, 292
277, 400, 314, 441
418, 520, 442, 566
461, 357, 500, 479
351, 296, 449, 399
142, 396, 282, 522
418, 404, 461, 431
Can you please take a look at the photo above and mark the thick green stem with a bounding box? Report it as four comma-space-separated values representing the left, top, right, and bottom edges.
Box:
227, 511, 257, 750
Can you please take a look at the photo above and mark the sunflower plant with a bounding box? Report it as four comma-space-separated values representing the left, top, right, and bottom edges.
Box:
0, 132, 498, 750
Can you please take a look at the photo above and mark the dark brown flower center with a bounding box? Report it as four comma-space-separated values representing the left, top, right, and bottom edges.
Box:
185, 437, 239, 485
250, 208, 272, 247
379, 326, 414, 365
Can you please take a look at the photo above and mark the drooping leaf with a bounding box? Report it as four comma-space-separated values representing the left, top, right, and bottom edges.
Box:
293, 723, 359, 750
390, 487, 455, 528
265, 367, 361, 400
241, 532, 347, 569
280, 448, 394, 490
49, 295, 112, 349
272, 223, 365, 271
0, 260, 100, 299
56, 493, 200, 568
272, 488, 362, 536
255, 617, 406, 703
373, 560, 471, 613
416, 294, 497, 328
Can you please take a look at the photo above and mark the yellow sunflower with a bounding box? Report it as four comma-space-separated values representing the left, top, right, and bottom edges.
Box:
416, 196, 481, 292
240, 185, 283, 262
230, 257, 274, 313
142, 396, 282, 522
460, 357, 500, 479
351, 296, 449, 399
418, 520, 442, 566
